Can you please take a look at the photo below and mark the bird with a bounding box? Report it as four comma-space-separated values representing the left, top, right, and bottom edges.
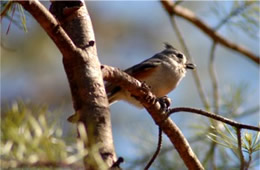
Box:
106, 43, 195, 108
67, 43, 195, 122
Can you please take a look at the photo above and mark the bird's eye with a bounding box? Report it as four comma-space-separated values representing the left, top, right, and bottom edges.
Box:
177, 53, 183, 59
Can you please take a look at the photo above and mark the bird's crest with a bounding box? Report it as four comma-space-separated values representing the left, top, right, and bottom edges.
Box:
164, 42, 176, 50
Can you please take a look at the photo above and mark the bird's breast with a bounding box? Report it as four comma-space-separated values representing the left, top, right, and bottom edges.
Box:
142, 64, 185, 97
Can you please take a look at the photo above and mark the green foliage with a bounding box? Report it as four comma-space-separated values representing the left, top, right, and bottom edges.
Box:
0, 102, 88, 169
211, 0, 259, 38
205, 84, 259, 168
221, 83, 248, 115
244, 130, 260, 154
207, 124, 260, 165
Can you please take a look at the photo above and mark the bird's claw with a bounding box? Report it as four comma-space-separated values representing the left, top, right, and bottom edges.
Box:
157, 96, 171, 112
144, 93, 157, 105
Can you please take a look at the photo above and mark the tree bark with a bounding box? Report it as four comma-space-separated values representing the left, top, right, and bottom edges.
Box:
49, 1, 116, 168
18, 0, 117, 168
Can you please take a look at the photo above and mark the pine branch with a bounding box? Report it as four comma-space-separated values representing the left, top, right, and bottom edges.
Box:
161, 0, 259, 65
168, 107, 260, 131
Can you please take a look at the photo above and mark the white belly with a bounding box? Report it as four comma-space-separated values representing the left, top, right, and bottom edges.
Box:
117, 63, 186, 107
144, 64, 185, 97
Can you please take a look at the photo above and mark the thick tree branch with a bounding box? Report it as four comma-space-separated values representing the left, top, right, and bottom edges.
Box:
168, 107, 260, 131
102, 65, 204, 170
161, 0, 259, 65
17, 0, 116, 168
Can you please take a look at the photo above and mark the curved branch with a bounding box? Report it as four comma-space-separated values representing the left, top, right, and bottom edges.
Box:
144, 127, 162, 170
17, 0, 116, 168
168, 107, 260, 131
161, 0, 259, 65
102, 65, 204, 170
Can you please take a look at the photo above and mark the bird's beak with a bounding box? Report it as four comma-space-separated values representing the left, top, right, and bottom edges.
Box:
186, 63, 196, 70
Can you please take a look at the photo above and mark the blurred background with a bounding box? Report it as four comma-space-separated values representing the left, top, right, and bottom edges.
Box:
1, 1, 259, 169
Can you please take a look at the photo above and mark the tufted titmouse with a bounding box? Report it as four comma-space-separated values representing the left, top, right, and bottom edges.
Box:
68, 43, 195, 122
106, 43, 195, 108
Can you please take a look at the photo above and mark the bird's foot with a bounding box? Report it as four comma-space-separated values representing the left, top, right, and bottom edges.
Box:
157, 96, 172, 112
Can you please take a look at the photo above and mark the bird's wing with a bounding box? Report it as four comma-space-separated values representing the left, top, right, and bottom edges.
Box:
106, 56, 162, 103
125, 57, 161, 79
105, 83, 121, 103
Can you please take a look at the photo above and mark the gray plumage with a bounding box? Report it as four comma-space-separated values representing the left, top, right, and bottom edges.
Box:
106, 43, 195, 108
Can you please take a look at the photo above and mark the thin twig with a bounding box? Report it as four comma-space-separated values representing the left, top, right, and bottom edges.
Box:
205, 42, 218, 170
6, 3, 16, 34
205, 3, 255, 167
208, 2, 253, 114
245, 150, 252, 170
236, 128, 245, 170
144, 127, 163, 170
209, 42, 219, 114
202, 142, 217, 169
205, 40, 222, 170
168, 107, 260, 131
160, 0, 259, 65
214, 1, 255, 30
0, 1, 13, 21
129, 134, 205, 169
170, 15, 210, 110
